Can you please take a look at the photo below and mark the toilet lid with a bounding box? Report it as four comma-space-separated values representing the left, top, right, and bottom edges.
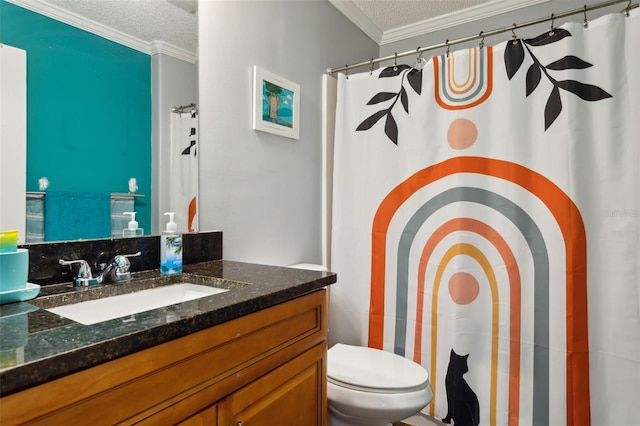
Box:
327, 344, 429, 392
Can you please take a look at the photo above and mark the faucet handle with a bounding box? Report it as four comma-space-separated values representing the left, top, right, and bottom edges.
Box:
113, 251, 141, 269
118, 251, 141, 261
59, 259, 98, 286
113, 251, 141, 282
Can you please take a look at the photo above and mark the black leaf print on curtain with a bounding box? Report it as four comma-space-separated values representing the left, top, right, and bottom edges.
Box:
557, 80, 613, 101
504, 28, 612, 130
367, 92, 397, 104
355, 64, 423, 145
505, 41, 525, 79
526, 64, 542, 97
385, 114, 398, 145
400, 87, 409, 113
356, 110, 388, 131
546, 55, 593, 70
525, 28, 572, 46
407, 68, 423, 95
379, 64, 411, 78
545, 86, 562, 130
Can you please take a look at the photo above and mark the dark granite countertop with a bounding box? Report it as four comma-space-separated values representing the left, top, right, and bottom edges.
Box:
0, 260, 336, 396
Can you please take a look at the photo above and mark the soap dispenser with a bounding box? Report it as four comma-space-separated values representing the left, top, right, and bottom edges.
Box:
161, 212, 182, 275
122, 212, 144, 237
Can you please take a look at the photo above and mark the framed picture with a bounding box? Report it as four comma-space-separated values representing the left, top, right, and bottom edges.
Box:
252, 66, 300, 140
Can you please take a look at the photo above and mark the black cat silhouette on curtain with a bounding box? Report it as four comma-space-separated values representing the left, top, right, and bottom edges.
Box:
442, 349, 480, 426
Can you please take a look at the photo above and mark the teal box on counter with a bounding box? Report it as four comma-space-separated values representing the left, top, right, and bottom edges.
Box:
0, 249, 29, 292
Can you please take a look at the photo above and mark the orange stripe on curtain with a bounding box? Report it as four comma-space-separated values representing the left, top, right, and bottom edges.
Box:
369, 156, 589, 426
414, 218, 522, 426
188, 196, 197, 232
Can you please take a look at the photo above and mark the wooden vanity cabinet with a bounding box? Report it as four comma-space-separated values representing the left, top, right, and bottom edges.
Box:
182, 343, 325, 426
0, 289, 327, 426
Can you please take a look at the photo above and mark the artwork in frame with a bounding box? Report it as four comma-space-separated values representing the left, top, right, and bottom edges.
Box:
252, 66, 300, 140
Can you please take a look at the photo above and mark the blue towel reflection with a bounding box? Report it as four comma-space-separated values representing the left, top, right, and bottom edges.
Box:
44, 191, 111, 241
26, 198, 45, 242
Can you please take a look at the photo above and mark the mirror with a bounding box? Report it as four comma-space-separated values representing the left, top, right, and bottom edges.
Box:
0, 0, 198, 243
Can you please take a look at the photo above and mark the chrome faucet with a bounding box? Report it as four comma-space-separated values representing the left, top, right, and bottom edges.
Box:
98, 252, 141, 283
59, 252, 141, 287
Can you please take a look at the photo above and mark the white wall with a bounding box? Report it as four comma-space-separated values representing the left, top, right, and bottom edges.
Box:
198, 0, 377, 265
152, 53, 197, 234
0, 44, 26, 242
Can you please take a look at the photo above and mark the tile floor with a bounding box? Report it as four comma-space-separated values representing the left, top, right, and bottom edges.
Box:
395, 411, 447, 426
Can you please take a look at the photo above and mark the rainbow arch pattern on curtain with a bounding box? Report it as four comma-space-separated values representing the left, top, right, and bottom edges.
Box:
434, 46, 493, 110
368, 157, 588, 426
331, 10, 639, 426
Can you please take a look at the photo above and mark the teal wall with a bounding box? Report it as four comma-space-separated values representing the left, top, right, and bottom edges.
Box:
0, 0, 151, 235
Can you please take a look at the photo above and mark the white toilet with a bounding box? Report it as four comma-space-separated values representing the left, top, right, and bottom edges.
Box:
327, 343, 433, 426
288, 264, 433, 426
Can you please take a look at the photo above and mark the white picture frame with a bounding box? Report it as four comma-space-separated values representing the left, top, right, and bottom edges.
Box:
252, 66, 300, 140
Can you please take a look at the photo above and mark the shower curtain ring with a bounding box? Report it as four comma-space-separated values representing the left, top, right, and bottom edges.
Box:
479, 31, 485, 50
445, 40, 450, 58
370, 58, 374, 76
416, 47, 424, 69
345, 64, 349, 79
625, 0, 631, 16
549, 13, 555, 36
583, 5, 589, 28
511, 23, 519, 44
393, 52, 398, 71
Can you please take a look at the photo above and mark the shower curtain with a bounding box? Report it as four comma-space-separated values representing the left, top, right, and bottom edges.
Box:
169, 109, 199, 232
331, 10, 639, 426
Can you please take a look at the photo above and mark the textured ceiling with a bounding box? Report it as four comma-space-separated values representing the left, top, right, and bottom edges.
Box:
30, 0, 500, 53
37, 0, 198, 52
350, 0, 493, 32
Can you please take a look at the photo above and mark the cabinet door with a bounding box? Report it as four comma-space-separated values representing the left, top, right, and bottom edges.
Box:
179, 404, 218, 426
218, 343, 326, 426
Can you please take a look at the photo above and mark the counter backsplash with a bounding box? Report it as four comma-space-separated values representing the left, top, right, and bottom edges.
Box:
18, 231, 223, 286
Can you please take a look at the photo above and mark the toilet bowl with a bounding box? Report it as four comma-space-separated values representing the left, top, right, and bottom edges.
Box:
287, 264, 433, 426
327, 343, 433, 426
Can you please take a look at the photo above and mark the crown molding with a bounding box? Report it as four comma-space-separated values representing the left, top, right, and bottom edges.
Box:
329, 0, 552, 46
150, 41, 197, 64
381, 0, 551, 45
6, 0, 196, 62
328, 0, 383, 44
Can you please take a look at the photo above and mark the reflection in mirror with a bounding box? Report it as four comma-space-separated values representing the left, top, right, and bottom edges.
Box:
0, 0, 198, 242
24, 191, 145, 242
2, 0, 151, 241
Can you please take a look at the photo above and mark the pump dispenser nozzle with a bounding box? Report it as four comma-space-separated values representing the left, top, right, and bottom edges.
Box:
164, 212, 177, 232
123, 212, 138, 229
122, 212, 143, 237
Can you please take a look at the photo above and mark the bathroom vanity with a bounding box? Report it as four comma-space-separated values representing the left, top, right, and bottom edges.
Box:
0, 252, 335, 425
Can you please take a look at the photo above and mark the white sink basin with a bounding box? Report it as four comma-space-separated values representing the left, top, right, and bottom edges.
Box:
47, 283, 228, 325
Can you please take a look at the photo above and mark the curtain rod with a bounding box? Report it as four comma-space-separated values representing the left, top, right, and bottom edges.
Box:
172, 103, 197, 113
326, 0, 637, 75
